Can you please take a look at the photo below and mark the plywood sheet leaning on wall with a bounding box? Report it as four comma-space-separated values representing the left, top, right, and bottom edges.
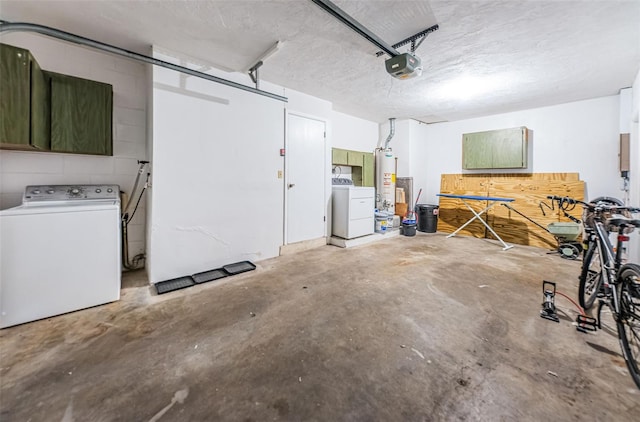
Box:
486, 174, 584, 249
438, 174, 490, 238
438, 173, 584, 249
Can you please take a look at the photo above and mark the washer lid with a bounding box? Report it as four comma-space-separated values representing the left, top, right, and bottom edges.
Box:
1, 202, 120, 216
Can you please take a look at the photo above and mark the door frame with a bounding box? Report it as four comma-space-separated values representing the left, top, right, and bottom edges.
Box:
283, 110, 329, 245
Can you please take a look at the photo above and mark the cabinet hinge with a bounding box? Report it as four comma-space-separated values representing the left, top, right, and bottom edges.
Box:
324, 216, 326, 222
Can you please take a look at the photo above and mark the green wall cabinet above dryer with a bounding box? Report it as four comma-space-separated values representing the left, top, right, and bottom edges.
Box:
0, 43, 49, 150
331, 148, 374, 187
47, 71, 113, 156
362, 152, 374, 187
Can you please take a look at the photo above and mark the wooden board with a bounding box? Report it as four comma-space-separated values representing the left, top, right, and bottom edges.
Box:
487, 178, 584, 248
438, 173, 584, 248
438, 174, 490, 238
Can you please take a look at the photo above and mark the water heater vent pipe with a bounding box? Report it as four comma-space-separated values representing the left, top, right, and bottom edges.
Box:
384, 118, 396, 149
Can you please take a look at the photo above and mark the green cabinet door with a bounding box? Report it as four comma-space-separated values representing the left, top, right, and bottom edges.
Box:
332, 148, 349, 165
0, 44, 30, 145
362, 152, 374, 187
347, 151, 363, 166
48, 71, 113, 155
491, 128, 527, 168
30, 58, 50, 150
462, 135, 492, 170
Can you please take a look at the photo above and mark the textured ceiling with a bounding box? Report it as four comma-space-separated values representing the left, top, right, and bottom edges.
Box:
1, 0, 638, 124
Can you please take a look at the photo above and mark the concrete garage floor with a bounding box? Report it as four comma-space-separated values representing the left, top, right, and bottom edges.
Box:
1, 233, 639, 421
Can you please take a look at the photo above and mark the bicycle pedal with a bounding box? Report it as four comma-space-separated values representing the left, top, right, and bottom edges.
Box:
576, 315, 598, 333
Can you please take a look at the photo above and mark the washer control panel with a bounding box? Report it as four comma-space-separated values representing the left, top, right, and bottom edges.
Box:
23, 185, 120, 203
332, 178, 354, 186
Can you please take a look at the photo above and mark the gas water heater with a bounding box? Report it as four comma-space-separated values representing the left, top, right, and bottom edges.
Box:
375, 147, 395, 214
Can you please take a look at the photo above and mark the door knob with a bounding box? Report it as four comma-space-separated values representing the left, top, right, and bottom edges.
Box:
288, 183, 295, 189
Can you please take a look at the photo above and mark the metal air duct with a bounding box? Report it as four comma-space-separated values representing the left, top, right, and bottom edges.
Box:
384, 118, 396, 149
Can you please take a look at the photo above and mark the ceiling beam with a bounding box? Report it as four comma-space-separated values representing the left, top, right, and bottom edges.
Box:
309, 0, 400, 57
0, 20, 288, 103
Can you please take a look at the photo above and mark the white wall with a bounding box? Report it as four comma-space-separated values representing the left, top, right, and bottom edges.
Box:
410, 96, 623, 205
287, 89, 332, 121
620, 88, 633, 133
408, 120, 431, 202
149, 49, 337, 282
628, 70, 640, 262
0, 33, 148, 259
332, 110, 378, 152
149, 49, 287, 282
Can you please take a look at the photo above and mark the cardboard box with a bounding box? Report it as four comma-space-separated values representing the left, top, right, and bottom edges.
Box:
395, 202, 408, 216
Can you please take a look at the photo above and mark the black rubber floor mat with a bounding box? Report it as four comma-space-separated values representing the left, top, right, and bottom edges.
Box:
155, 276, 195, 294
222, 261, 256, 275
192, 269, 228, 284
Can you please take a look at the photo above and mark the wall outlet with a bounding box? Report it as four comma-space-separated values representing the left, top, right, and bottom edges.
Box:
277, 170, 283, 179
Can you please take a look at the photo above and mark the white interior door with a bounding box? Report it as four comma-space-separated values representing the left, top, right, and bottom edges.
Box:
286, 114, 326, 244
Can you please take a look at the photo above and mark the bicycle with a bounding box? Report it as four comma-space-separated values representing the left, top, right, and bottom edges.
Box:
579, 196, 628, 309
547, 195, 640, 389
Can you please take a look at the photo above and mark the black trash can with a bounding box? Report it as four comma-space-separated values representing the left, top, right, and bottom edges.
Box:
416, 204, 439, 233
402, 222, 417, 237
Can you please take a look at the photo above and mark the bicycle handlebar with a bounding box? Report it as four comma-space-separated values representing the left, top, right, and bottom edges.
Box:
546, 195, 640, 214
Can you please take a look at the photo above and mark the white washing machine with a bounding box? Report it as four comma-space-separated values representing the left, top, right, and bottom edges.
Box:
332, 179, 375, 239
0, 185, 121, 328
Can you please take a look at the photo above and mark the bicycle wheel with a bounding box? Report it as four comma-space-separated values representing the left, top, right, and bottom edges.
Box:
578, 241, 603, 309
617, 264, 640, 389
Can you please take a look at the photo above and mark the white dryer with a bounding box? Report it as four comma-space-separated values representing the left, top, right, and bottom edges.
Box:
332, 179, 375, 239
0, 185, 121, 328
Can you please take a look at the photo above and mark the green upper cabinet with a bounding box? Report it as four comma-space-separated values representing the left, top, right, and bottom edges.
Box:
462, 127, 529, 170
0, 42, 112, 156
362, 152, 374, 187
0, 43, 50, 149
48, 71, 113, 155
347, 150, 363, 166
332, 148, 374, 187
332, 148, 349, 165
462, 136, 492, 169
30, 58, 50, 150
0, 44, 32, 146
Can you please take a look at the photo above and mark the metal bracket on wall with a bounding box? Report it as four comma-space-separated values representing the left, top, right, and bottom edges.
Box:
248, 61, 263, 89
246, 41, 281, 90
0, 20, 288, 103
